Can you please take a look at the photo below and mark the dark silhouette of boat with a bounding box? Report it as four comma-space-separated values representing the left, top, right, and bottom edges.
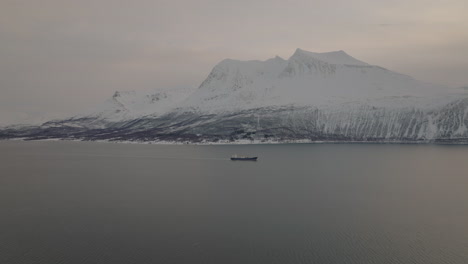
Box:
230, 154, 258, 161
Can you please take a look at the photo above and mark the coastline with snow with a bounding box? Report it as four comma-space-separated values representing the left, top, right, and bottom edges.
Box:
3, 137, 468, 146
2, 49, 468, 144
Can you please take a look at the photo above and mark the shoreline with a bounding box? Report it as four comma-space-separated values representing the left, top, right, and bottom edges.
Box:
2, 138, 468, 146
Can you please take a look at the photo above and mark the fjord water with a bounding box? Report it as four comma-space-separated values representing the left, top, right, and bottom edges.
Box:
1, 141, 468, 264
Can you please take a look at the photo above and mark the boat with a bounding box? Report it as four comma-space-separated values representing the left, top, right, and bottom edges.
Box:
230, 154, 258, 161
230, 116, 260, 161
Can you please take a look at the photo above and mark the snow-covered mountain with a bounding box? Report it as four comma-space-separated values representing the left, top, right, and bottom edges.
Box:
181, 48, 463, 112
71, 86, 194, 127
2, 49, 468, 143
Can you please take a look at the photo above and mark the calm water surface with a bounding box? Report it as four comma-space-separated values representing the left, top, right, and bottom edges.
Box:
1, 141, 468, 264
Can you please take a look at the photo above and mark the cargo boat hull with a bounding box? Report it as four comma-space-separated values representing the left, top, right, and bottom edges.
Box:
230, 157, 258, 161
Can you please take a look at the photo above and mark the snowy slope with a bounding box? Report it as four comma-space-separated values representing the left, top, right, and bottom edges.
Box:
55, 48, 464, 121
89, 86, 194, 120
29, 86, 195, 130
180, 48, 461, 114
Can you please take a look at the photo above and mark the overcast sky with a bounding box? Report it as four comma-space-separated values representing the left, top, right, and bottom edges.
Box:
1, 0, 467, 124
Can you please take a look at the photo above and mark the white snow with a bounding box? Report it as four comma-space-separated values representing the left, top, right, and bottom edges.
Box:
75, 86, 194, 122
0, 111, 68, 127
178, 49, 464, 114
290, 48, 369, 66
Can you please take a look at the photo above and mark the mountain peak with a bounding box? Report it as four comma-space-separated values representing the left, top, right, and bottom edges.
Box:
291, 48, 369, 66
274, 55, 285, 61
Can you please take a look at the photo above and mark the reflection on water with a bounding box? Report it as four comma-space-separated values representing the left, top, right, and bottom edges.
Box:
1, 141, 468, 264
